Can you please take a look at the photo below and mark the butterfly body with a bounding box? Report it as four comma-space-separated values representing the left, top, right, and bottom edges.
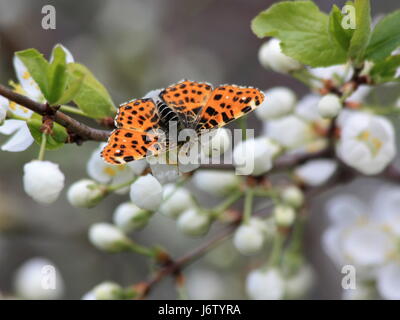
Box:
101, 80, 265, 164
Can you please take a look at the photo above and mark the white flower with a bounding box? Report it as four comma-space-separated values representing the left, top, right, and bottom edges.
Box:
159, 184, 193, 218
88, 143, 136, 194
186, 269, 225, 300
233, 222, 265, 255
113, 202, 152, 232
92, 282, 123, 300
192, 170, 240, 196
371, 187, 400, 236
177, 208, 210, 236
285, 265, 314, 299
14, 257, 64, 300
281, 186, 304, 208
23, 160, 65, 204
322, 193, 397, 278
147, 151, 181, 184
347, 85, 371, 103
130, 174, 163, 211
233, 137, 280, 176
0, 97, 7, 125
88, 223, 131, 252
67, 179, 104, 208
295, 159, 337, 186
309, 64, 352, 88
0, 45, 74, 152
264, 115, 313, 149
336, 112, 396, 175
258, 38, 302, 73
377, 263, 400, 300
255, 87, 296, 120
149, 162, 180, 184
273, 205, 296, 227
200, 128, 231, 157
246, 268, 285, 300
317, 94, 342, 118
0, 119, 34, 152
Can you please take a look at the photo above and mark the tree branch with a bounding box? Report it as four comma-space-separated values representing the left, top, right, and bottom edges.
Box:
0, 84, 110, 142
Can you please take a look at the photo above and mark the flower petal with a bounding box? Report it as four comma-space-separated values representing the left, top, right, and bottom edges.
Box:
13, 56, 43, 102
1, 123, 34, 152
0, 119, 25, 135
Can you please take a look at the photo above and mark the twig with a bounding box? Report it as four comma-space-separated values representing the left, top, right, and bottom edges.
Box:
136, 216, 241, 299
0, 84, 110, 142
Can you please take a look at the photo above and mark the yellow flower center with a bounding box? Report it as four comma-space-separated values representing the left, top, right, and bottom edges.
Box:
103, 167, 117, 177
103, 165, 126, 177
22, 71, 31, 80
357, 130, 383, 156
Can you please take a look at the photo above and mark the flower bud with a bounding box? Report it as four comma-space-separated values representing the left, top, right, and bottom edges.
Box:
258, 38, 302, 74
159, 184, 193, 218
274, 205, 296, 227
88, 223, 132, 252
255, 87, 296, 120
23, 160, 65, 204
92, 282, 123, 300
177, 208, 210, 236
201, 128, 231, 157
233, 137, 280, 176
113, 202, 152, 232
246, 268, 285, 300
233, 223, 265, 255
281, 186, 304, 208
317, 94, 342, 118
130, 174, 163, 211
14, 257, 64, 300
67, 179, 105, 208
192, 170, 240, 196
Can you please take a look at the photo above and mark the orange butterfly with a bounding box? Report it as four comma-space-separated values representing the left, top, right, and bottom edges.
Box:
101, 80, 265, 164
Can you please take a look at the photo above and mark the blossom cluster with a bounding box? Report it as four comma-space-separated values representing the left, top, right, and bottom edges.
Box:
1, 4, 400, 299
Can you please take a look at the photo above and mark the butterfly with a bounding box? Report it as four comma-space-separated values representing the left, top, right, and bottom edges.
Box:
101, 80, 265, 164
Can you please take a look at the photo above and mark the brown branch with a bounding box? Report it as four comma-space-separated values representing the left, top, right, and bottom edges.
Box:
0, 84, 110, 142
135, 214, 241, 299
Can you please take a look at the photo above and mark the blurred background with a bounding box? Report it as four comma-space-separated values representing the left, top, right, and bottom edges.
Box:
0, 0, 399, 299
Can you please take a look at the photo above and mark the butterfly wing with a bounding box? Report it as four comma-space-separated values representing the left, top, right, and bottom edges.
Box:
102, 98, 167, 164
159, 80, 213, 127
115, 98, 160, 132
101, 129, 166, 164
196, 85, 264, 131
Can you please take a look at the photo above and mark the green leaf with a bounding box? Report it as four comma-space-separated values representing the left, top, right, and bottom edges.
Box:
55, 72, 84, 105
370, 55, 400, 83
67, 63, 116, 118
365, 10, 400, 62
15, 49, 49, 98
47, 45, 68, 104
27, 118, 68, 150
348, 0, 371, 62
329, 5, 354, 52
251, 1, 347, 67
